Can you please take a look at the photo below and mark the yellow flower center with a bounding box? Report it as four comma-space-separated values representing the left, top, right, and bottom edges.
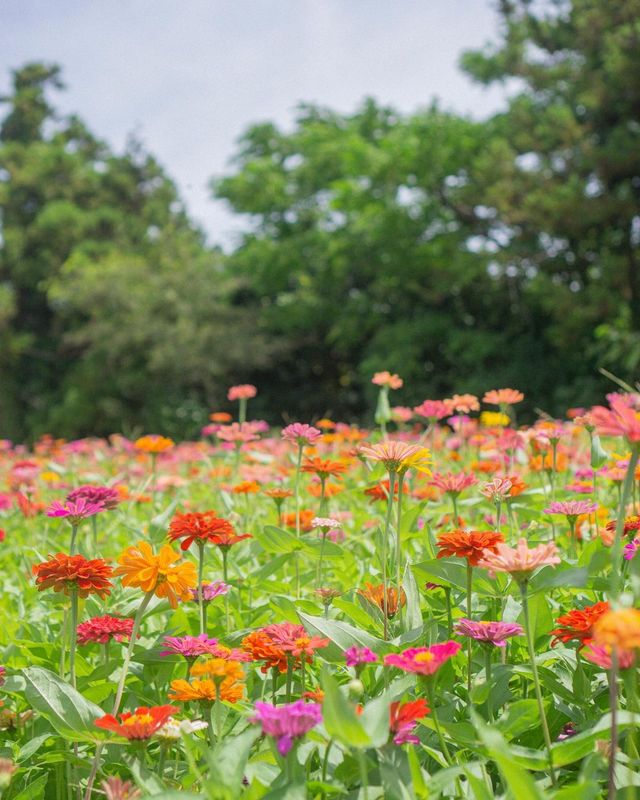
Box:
124, 713, 153, 726
414, 652, 434, 664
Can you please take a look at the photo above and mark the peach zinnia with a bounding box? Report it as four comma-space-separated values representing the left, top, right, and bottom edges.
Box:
33, 554, 113, 599
114, 541, 197, 608
592, 607, 640, 650
477, 538, 560, 581
483, 389, 524, 406
436, 530, 504, 566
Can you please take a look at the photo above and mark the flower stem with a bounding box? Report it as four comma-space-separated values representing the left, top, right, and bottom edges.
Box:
444, 588, 452, 638
425, 677, 453, 766
69, 524, 79, 555
485, 648, 493, 722
466, 562, 473, 699
69, 589, 78, 689
609, 650, 619, 800
381, 470, 397, 640
197, 541, 206, 635
520, 582, 556, 786
294, 442, 303, 598
611, 444, 640, 599
395, 471, 405, 625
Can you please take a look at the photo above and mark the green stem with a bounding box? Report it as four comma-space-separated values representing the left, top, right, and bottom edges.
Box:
321, 737, 334, 794
197, 541, 206, 635
69, 589, 78, 688
239, 397, 247, 425
425, 678, 453, 765
357, 749, 369, 800
444, 588, 452, 638
317, 531, 327, 589
485, 648, 493, 722
520, 582, 557, 786
272, 667, 278, 706
395, 471, 405, 625
69, 523, 79, 555
611, 445, 640, 598
381, 470, 397, 640
222, 549, 230, 633
294, 442, 303, 598
285, 658, 293, 703
609, 651, 619, 800
466, 562, 473, 699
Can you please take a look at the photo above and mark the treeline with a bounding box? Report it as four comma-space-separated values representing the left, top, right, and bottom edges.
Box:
1, 0, 639, 440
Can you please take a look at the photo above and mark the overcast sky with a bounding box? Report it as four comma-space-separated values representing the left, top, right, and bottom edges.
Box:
1, 1, 507, 246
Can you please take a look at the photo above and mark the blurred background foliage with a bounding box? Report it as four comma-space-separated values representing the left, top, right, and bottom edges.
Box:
1, 0, 639, 440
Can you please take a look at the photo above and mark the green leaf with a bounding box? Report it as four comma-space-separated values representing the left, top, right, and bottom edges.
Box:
472, 711, 548, 799
206, 727, 261, 793
255, 526, 303, 554
11, 774, 49, 800
495, 700, 540, 741
22, 667, 105, 742
298, 612, 390, 660
551, 782, 600, 800
590, 434, 608, 469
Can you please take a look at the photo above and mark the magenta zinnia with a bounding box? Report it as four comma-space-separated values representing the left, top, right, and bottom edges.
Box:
384, 641, 461, 675
251, 700, 322, 755
454, 619, 523, 647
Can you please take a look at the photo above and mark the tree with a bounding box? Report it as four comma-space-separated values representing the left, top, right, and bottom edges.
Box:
0, 63, 273, 438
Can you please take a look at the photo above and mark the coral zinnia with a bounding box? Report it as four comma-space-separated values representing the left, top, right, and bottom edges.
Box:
390, 699, 430, 745
33, 554, 113, 598
550, 601, 610, 648
114, 542, 197, 608
430, 472, 478, 496
384, 641, 461, 675
483, 389, 524, 406
436, 530, 504, 566
94, 705, 176, 739
168, 511, 235, 551
77, 615, 135, 645
477, 538, 560, 581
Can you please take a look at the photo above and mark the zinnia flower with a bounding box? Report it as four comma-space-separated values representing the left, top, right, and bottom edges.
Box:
591, 396, 640, 442
169, 672, 244, 703
358, 583, 406, 618
543, 500, 598, 518
242, 630, 288, 673
77, 615, 135, 645
390, 699, 429, 745
359, 441, 430, 474
66, 485, 120, 510
227, 384, 257, 401
101, 777, 142, 800
372, 372, 403, 389
605, 515, 640, 538
251, 699, 322, 755
384, 641, 461, 675
454, 619, 523, 647
477, 538, 560, 581
446, 394, 480, 413
301, 458, 348, 479
46, 498, 105, 524
592, 607, 640, 650
582, 644, 636, 670
436, 530, 504, 566
550, 601, 610, 647
33, 554, 113, 598
161, 635, 220, 658
414, 400, 450, 422
430, 472, 478, 496
114, 541, 197, 608
95, 705, 176, 740
344, 646, 378, 667
188, 581, 229, 602
281, 423, 322, 445
168, 511, 236, 551
483, 389, 524, 406
134, 435, 175, 454
480, 478, 513, 502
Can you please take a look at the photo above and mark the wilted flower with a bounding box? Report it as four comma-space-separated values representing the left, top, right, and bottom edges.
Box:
358, 583, 406, 618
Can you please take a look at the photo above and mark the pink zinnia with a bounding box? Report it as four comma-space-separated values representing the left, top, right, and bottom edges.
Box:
67, 485, 120, 510
384, 641, 461, 675
227, 384, 257, 401
251, 700, 322, 755
188, 581, 229, 602
160, 635, 219, 658
477, 538, 560, 580
583, 644, 636, 670
480, 478, 513, 502
590, 396, 640, 443
216, 424, 259, 443
483, 388, 524, 406
454, 619, 523, 647
624, 538, 640, 561
281, 423, 322, 445
46, 498, 105, 524
359, 441, 425, 472
430, 472, 478, 496
543, 500, 598, 517
414, 400, 450, 421
344, 646, 378, 667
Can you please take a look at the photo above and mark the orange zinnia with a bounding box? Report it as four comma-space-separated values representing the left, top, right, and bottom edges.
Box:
436, 530, 505, 566
114, 541, 197, 608
94, 705, 176, 740
241, 630, 289, 673
592, 608, 640, 650
301, 458, 348, 479
33, 554, 113, 599
282, 510, 315, 532
168, 511, 236, 551
550, 601, 610, 647
358, 583, 406, 618
134, 435, 175, 454
169, 677, 244, 704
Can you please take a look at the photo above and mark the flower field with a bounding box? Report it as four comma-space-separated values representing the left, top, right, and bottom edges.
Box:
1, 378, 639, 799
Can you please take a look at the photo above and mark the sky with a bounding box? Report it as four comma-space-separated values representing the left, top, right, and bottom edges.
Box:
1, 0, 507, 246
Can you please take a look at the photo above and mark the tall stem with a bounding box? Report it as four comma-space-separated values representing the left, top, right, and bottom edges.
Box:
611, 445, 640, 598
197, 541, 205, 635
395, 472, 405, 624
424, 677, 452, 766
608, 650, 619, 800
69, 524, 79, 555
69, 589, 78, 689
520, 582, 556, 786
381, 470, 397, 640
466, 563, 473, 699
294, 442, 303, 598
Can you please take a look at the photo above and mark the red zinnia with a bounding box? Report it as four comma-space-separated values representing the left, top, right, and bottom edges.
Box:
33, 554, 113, 598
436, 530, 505, 566
550, 601, 610, 648
94, 705, 176, 739
168, 511, 235, 551
77, 615, 135, 645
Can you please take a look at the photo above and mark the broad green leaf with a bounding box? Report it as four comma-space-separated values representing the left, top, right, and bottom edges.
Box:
551, 782, 600, 800
206, 727, 261, 793
298, 612, 390, 660
320, 667, 371, 748
22, 666, 105, 742
402, 563, 422, 631
11, 774, 49, 800
590, 434, 608, 468
255, 526, 303, 554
